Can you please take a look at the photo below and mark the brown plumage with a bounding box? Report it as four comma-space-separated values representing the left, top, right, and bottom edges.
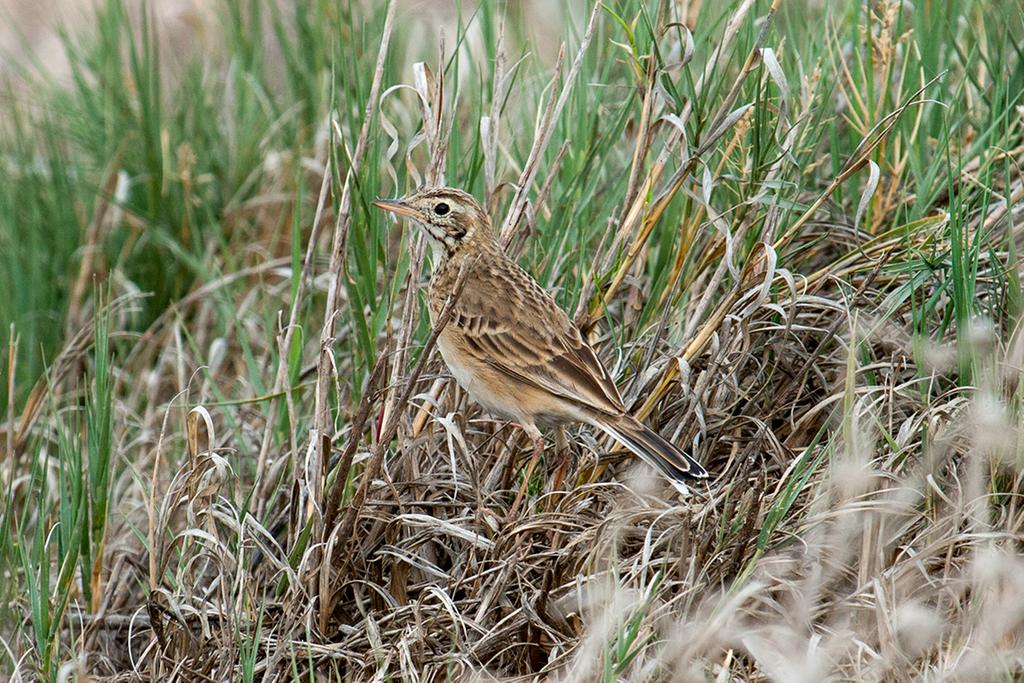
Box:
373, 187, 707, 507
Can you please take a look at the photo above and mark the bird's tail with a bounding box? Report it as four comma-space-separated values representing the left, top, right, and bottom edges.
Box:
593, 415, 708, 483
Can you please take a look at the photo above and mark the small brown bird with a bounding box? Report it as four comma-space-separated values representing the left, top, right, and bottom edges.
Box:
373, 187, 707, 507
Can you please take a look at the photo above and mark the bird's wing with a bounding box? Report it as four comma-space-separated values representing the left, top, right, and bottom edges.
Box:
444, 254, 626, 416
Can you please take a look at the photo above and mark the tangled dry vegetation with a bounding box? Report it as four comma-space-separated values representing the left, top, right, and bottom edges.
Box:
3, 0, 1024, 680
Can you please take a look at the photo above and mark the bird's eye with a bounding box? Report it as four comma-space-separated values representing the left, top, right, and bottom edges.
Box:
434, 202, 450, 216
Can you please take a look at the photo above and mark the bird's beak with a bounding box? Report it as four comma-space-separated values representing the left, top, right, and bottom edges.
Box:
372, 198, 423, 221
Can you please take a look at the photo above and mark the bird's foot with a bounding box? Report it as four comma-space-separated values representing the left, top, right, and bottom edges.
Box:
508, 435, 545, 519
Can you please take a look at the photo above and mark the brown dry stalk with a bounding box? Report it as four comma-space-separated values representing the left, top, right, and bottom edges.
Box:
381, 47, 451, 440
498, 1, 603, 246
322, 260, 473, 625
774, 75, 942, 250
10, 292, 144, 457
66, 160, 122, 337
320, 355, 389, 543
585, 0, 776, 327
482, 13, 507, 213
254, 154, 333, 512
316, 352, 388, 633
635, 67, 938, 423
309, 0, 398, 530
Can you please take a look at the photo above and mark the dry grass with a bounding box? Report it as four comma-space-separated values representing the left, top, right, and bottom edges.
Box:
3, 0, 1024, 680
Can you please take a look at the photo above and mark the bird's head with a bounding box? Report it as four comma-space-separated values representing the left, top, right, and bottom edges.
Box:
373, 187, 493, 256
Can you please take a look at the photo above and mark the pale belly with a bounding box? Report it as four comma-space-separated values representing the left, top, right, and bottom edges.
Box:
436, 333, 522, 422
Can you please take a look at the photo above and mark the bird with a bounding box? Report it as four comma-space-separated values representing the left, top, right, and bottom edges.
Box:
373, 187, 707, 511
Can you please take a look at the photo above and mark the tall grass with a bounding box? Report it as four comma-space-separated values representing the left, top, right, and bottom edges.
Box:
1, 0, 1023, 679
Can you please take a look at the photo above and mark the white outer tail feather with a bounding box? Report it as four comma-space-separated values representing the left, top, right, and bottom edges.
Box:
590, 417, 704, 495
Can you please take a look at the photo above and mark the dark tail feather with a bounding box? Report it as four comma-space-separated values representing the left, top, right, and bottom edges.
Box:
595, 416, 708, 482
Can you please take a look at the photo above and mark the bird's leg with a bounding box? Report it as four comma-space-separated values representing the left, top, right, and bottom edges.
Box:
549, 425, 571, 495
509, 434, 545, 518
